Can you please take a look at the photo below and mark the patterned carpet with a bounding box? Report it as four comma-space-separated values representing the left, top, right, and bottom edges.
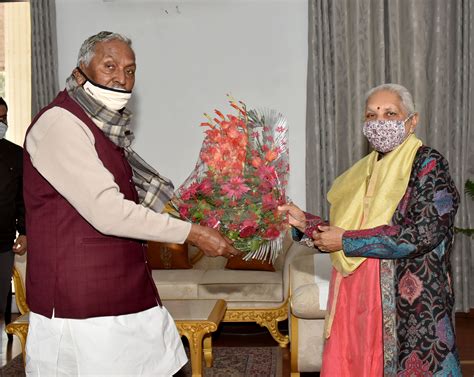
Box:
0, 346, 282, 377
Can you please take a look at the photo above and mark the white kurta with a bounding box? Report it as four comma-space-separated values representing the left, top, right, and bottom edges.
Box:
24, 106, 191, 376
26, 307, 187, 376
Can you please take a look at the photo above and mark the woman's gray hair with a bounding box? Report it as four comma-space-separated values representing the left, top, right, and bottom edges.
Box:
365, 83, 415, 115
77, 31, 133, 67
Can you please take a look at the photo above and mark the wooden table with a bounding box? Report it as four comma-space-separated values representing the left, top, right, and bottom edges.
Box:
163, 299, 227, 377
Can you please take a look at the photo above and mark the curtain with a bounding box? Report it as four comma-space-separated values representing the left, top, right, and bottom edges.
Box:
30, 0, 58, 117
306, 0, 473, 311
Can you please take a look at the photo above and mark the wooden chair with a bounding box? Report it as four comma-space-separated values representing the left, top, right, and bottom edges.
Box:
5, 254, 29, 364
4, 283, 12, 341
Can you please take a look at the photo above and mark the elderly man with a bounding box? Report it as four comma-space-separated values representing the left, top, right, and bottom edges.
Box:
0, 97, 27, 334
23, 31, 238, 376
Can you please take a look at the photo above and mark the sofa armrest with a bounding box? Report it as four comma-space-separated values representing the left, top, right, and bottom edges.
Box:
289, 253, 332, 319
282, 241, 318, 301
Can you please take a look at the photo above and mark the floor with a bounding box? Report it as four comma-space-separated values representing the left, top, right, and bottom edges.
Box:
1, 312, 473, 376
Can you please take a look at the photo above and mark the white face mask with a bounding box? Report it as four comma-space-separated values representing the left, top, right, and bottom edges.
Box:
0, 121, 7, 139
78, 68, 132, 111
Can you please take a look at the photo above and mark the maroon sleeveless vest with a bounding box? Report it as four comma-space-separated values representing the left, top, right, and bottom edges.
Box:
24, 90, 161, 319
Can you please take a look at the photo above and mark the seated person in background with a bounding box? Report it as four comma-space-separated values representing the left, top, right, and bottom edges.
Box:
280, 83, 461, 376
23, 31, 238, 376
0, 97, 27, 332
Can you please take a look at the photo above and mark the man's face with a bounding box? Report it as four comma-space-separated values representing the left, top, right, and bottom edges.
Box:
78, 39, 136, 92
0, 105, 8, 125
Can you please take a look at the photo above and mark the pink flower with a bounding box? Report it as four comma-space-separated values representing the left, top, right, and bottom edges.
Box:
179, 205, 190, 219
204, 216, 220, 229
399, 270, 423, 305
180, 182, 200, 200
257, 165, 278, 185
264, 226, 281, 240
241, 218, 258, 229
262, 193, 277, 210
276, 126, 286, 133
221, 177, 250, 199
239, 218, 258, 237
198, 179, 213, 196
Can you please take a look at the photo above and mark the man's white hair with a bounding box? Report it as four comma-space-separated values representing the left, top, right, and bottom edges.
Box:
365, 83, 415, 115
77, 31, 132, 67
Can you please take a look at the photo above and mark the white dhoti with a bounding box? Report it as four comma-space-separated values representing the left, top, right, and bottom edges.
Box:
25, 305, 187, 376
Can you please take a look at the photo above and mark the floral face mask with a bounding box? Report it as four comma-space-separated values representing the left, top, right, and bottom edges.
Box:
362, 114, 414, 153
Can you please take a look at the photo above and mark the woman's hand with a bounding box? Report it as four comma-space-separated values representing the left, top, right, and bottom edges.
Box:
312, 225, 345, 252
278, 203, 306, 232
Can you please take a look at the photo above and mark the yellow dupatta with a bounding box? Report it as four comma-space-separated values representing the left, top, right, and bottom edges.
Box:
323, 133, 422, 337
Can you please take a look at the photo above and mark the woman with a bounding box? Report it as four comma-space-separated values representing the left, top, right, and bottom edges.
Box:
280, 84, 461, 376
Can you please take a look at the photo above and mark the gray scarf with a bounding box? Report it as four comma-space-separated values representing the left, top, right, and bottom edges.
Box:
66, 75, 174, 212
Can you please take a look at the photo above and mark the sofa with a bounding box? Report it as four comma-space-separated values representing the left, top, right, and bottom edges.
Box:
149, 233, 318, 348
288, 252, 332, 375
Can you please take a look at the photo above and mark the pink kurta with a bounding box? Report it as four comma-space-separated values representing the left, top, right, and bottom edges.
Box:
321, 258, 383, 376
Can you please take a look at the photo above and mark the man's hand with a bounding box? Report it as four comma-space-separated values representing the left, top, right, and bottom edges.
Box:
312, 226, 345, 252
278, 203, 306, 232
13, 235, 27, 255
186, 224, 240, 258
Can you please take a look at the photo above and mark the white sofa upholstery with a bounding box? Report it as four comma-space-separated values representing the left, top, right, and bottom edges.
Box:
288, 252, 332, 375
151, 233, 317, 347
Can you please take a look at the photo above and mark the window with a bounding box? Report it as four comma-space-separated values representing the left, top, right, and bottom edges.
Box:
0, 1, 31, 146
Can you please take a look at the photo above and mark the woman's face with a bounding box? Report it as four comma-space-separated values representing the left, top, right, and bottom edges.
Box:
365, 90, 417, 134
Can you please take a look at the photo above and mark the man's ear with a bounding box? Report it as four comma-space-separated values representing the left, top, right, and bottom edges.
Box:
72, 66, 86, 85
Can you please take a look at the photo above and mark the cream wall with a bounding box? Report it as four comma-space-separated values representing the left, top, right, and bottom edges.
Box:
55, 0, 308, 206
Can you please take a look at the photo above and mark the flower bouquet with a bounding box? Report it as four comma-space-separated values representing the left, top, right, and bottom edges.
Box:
172, 96, 289, 262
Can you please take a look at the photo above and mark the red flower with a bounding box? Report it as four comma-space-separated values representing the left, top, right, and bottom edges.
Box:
240, 226, 257, 238
221, 177, 250, 199
181, 182, 200, 200
198, 179, 213, 196
179, 205, 190, 219
264, 226, 281, 240
204, 216, 220, 229
262, 193, 277, 210
257, 165, 278, 185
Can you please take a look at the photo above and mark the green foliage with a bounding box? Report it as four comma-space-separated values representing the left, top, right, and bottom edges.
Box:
465, 179, 474, 200
455, 179, 474, 237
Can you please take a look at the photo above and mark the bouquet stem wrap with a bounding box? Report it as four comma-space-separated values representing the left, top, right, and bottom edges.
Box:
173, 98, 289, 262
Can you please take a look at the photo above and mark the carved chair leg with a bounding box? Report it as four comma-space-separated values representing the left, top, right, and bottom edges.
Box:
258, 317, 289, 348
223, 305, 290, 348
5, 323, 28, 367
203, 335, 213, 367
